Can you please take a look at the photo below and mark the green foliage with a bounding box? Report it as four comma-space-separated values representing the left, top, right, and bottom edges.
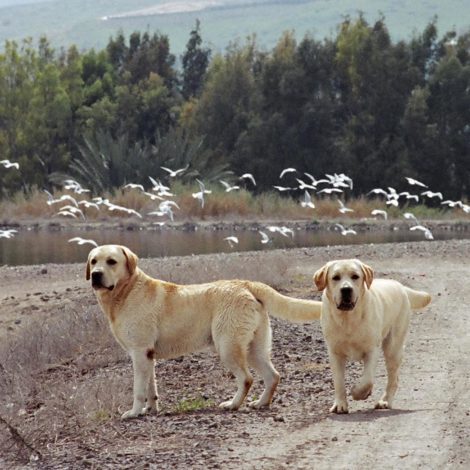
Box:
181, 20, 211, 99
0, 18, 469, 201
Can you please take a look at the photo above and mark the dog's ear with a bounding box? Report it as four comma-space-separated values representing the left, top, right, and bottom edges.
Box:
85, 250, 93, 280
314, 263, 329, 291
360, 261, 374, 289
121, 246, 138, 276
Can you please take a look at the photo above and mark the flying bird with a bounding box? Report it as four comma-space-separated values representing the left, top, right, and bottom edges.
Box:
160, 165, 189, 178
317, 187, 343, 195
403, 212, 419, 224
421, 190, 443, 200
0, 229, 18, 239
273, 185, 292, 192
300, 191, 315, 209
192, 179, 212, 208
219, 180, 240, 192
399, 192, 419, 203
123, 183, 145, 192
47, 194, 78, 207
239, 173, 256, 186
296, 178, 316, 191
68, 237, 98, 247
224, 236, 239, 248
371, 209, 388, 220
279, 168, 297, 179
410, 225, 434, 240
259, 231, 270, 244
0, 159, 20, 170
267, 225, 294, 238
405, 177, 427, 188
338, 199, 354, 214
334, 223, 357, 236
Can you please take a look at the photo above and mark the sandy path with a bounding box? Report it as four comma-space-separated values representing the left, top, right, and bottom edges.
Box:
1, 240, 469, 468
219, 256, 470, 469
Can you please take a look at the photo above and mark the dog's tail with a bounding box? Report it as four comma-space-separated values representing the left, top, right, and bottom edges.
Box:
246, 281, 321, 323
405, 287, 431, 310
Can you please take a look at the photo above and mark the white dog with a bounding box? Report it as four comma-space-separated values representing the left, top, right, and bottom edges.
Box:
87, 245, 322, 419
314, 259, 431, 413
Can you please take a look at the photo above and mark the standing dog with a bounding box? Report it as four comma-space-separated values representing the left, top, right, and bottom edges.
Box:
87, 244, 322, 419
314, 259, 431, 413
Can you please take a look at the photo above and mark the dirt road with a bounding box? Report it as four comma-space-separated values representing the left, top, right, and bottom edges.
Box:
0, 240, 469, 468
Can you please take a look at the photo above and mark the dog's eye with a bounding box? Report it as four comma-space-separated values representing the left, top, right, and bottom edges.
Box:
351, 274, 360, 280
332, 274, 341, 281
90, 259, 97, 265
107, 259, 117, 266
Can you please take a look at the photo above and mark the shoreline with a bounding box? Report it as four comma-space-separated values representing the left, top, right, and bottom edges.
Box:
2, 217, 470, 233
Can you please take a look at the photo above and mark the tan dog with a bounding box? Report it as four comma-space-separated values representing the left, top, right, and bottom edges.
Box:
314, 259, 431, 413
87, 244, 322, 419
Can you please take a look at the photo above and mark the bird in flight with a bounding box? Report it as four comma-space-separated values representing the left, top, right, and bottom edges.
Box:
224, 236, 239, 248
334, 223, 357, 236
68, 237, 98, 247
160, 165, 189, 178
219, 180, 240, 192
239, 173, 256, 186
0, 229, 18, 239
0, 159, 19, 170
300, 191, 315, 209
279, 168, 297, 179
371, 209, 388, 220
259, 231, 270, 244
405, 177, 427, 188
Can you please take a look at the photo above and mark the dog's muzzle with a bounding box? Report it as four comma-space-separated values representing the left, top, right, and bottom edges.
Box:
337, 287, 355, 311
91, 271, 113, 291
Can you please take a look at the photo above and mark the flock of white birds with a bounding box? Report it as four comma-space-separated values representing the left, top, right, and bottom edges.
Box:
1, 158, 469, 248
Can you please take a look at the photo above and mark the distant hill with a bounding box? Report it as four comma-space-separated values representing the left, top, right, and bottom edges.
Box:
0, 0, 468, 55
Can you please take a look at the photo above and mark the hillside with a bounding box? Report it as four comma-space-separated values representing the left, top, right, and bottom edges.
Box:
0, 0, 468, 55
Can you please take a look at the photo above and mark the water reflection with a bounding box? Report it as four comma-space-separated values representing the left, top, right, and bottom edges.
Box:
0, 225, 467, 266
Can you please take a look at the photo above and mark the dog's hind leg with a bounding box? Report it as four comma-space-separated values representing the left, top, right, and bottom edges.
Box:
218, 342, 253, 411
376, 317, 409, 409
247, 321, 280, 409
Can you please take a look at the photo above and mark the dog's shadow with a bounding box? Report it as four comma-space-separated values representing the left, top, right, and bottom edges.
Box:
327, 408, 424, 423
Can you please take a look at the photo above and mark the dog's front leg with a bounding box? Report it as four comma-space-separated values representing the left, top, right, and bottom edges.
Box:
352, 348, 379, 401
328, 352, 348, 413
121, 350, 154, 420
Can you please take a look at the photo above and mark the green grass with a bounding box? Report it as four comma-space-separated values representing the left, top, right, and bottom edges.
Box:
173, 396, 214, 414
0, 0, 464, 55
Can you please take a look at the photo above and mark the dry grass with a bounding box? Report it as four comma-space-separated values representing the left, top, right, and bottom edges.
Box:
1, 186, 464, 224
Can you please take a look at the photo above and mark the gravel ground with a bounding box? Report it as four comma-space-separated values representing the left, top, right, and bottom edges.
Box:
0, 239, 469, 469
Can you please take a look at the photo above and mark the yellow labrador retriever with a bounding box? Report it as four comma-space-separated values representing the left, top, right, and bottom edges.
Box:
87, 244, 322, 419
314, 259, 431, 413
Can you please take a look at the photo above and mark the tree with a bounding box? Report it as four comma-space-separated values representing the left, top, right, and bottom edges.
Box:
181, 20, 211, 99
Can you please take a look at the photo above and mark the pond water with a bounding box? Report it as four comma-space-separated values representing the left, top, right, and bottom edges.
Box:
0, 225, 468, 266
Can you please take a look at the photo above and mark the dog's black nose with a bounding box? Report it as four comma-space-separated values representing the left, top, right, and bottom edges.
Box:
340, 286, 353, 300
91, 271, 103, 285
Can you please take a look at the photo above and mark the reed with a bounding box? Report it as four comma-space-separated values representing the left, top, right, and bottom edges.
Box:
0, 186, 465, 223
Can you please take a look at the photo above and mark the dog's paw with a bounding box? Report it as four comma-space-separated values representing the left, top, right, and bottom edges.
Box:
219, 400, 240, 411
352, 382, 373, 401
330, 401, 349, 414
247, 399, 270, 410
144, 405, 159, 415
121, 409, 145, 420
374, 399, 391, 410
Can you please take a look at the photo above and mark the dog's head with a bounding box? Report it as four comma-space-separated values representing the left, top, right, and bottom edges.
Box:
313, 259, 374, 311
86, 245, 138, 292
